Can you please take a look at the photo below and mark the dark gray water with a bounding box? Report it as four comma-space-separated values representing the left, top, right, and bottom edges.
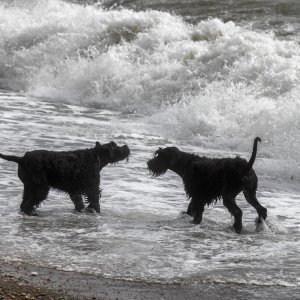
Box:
67, 0, 300, 38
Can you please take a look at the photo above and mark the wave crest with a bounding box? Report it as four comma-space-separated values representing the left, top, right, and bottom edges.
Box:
1, 0, 300, 160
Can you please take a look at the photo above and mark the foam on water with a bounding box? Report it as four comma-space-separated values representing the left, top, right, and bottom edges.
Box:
1, 1, 300, 170
0, 92, 299, 288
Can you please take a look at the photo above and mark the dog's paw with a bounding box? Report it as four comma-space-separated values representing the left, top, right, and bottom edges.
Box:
193, 216, 202, 225
74, 204, 85, 212
84, 207, 97, 213
21, 210, 38, 216
227, 225, 243, 234
233, 223, 242, 234
255, 217, 267, 232
189, 220, 199, 225
177, 211, 191, 220
255, 216, 262, 225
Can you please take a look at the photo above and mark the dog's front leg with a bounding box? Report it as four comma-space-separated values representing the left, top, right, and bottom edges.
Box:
86, 189, 101, 213
187, 198, 195, 217
193, 199, 205, 224
223, 197, 243, 233
70, 194, 85, 212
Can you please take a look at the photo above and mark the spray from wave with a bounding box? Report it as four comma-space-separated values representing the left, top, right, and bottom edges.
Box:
1, 0, 300, 165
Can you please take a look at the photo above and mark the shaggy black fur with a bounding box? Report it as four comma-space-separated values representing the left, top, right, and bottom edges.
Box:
147, 137, 267, 233
0, 141, 130, 215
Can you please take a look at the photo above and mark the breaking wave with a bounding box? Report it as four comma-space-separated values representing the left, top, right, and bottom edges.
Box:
1, 0, 300, 161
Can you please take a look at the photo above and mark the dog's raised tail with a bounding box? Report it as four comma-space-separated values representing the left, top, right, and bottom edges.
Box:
246, 137, 261, 172
0, 153, 22, 164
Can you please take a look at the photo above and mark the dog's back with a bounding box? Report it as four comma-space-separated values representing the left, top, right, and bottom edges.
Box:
18, 148, 100, 193
0, 141, 130, 215
184, 137, 261, 201
184, 156, 250, 203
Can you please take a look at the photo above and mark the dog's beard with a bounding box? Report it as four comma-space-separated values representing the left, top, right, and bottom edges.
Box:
109, 154, 129, 164
147, 159, 168, 177
148, 168, 167, 177
109, 146, 130, 164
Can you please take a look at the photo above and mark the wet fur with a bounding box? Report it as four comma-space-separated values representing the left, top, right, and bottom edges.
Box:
0, 141, 130, 215
147, 137, 267, 233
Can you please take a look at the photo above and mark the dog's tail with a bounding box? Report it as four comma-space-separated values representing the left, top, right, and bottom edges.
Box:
246, 137, 261, 173
0, 153, 22, 164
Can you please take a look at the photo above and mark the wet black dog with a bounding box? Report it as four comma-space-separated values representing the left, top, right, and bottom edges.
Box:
0, 141, 130, 215
147, 137, 267, 233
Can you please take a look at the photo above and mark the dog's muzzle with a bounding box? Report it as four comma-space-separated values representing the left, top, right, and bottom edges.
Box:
112, 144, 130, 163
147, 157, 168, 177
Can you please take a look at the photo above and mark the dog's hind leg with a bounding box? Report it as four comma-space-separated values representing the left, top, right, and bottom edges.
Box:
70, 194, 85, 212
243, 190, 267, 222
86, 189, 101, 213
223, 197, 243, 233
243, 190, 267, 223
242, 172, 267, 223
20, 184, 49, 215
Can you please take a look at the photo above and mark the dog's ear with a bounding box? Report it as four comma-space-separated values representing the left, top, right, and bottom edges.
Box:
154, 147, 163, 157
95, 142, 101, 148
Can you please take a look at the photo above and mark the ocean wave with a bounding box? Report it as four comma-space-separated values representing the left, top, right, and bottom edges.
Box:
1, 0, 300, 160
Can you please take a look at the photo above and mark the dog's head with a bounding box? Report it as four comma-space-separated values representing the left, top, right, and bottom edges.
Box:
147, 147, 180, 177
95, 141, 130, 168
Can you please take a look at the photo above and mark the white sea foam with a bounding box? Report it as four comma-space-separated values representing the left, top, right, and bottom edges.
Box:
1, 1, 300, 170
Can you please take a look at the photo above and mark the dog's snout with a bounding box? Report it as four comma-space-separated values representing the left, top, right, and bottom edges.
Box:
122, 145, 130, 156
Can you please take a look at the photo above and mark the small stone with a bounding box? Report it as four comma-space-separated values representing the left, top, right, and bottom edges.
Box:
30, 272, 39, 276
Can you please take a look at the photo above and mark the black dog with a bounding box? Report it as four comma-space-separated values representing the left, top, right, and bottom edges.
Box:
0, 141, 130, 215
147, 137, 267, 233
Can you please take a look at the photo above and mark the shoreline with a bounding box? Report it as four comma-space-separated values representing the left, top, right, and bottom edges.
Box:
0, 260, 299, 299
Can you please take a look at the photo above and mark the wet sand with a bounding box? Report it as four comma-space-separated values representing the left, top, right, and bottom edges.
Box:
0, 260, 299, 300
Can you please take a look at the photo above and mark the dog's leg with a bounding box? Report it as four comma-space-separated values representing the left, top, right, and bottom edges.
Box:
192, 199, 205, 224
242, 173, 267, 223
20, 191, 35, 215
86, 189, 101, 213
223, 197, 243, 233
70, 194, 85, 212
187, 198, 195, 217
20, 184, 49, 215
243, 190, 267, 223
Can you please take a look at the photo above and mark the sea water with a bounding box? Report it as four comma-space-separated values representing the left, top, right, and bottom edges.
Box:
0, 0, 299, 291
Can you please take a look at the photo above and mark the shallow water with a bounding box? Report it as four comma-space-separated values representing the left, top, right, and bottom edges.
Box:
0, 91, 299, 289
0, 0, 300, 292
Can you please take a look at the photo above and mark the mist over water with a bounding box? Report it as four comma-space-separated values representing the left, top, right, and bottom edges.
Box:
0, 0, 300, 291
